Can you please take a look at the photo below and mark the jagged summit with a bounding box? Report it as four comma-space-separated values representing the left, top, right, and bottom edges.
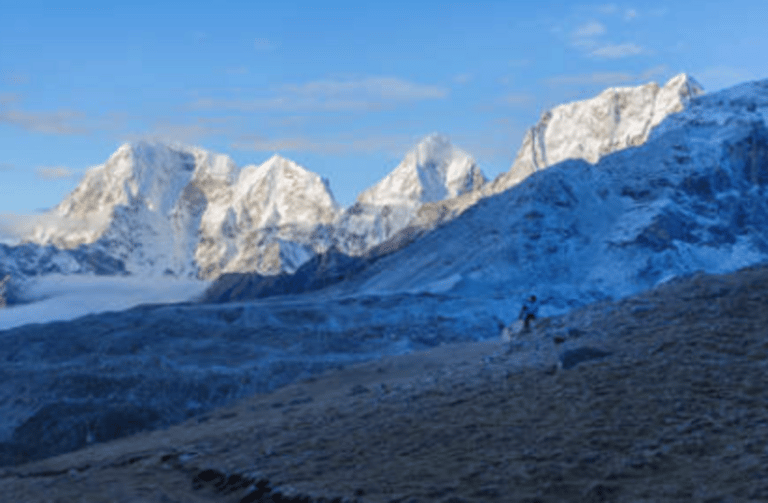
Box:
357, 134, 486, 207
232, 155, 339, 228
21, 142, 340, 278
664, 73, 704, 99
330, 134, 486, 256
486, 72, 706, 194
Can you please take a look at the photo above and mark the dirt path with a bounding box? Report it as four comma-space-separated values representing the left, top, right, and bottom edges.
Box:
3, 265, 768, 502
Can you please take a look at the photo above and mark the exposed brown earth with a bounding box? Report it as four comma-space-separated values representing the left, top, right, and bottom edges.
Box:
3, 264, 768, 502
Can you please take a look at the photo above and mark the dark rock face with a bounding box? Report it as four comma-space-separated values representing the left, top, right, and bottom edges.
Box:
0, 275, 9, 308
200, 247, 378, 303
0, 242, 127, 279
0, 271, 28, 307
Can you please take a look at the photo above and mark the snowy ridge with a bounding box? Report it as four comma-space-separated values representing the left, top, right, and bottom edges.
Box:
332, 78, 768, 317
1, 74, 711, 290
11, 135, 481, 281
487, 73, 704, 193
357, 134, 484, 206
394, 75, 705, 239
197, 154, 339, 277
333, 134, 485, 255
23, 143, 339, 279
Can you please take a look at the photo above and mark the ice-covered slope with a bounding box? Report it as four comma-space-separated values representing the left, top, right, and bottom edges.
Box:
23, 142, 340, 279
332, 78, 768, 315
333, 134, 486, 254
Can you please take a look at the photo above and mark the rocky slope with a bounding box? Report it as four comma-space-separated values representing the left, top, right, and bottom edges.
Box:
0, 283, 504, 467
3, 263, 768, 502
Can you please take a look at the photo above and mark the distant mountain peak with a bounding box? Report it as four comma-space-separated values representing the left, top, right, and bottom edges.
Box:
357, 134, 486, 207
262, 153, 297, 168
486, 73, 706, 195
665, 72, 704, 96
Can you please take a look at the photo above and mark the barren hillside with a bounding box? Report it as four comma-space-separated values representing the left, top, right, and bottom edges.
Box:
3, 264, 768, 502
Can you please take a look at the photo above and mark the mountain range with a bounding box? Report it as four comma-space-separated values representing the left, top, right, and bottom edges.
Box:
0, 74, 703, 306
325, 75, 768, 314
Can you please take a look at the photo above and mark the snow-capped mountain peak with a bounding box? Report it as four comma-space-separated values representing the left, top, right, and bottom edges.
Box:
486, 73, 706, 194
231, 155, 339, 228
20, 142, 342, 279
357, 134, 486, 207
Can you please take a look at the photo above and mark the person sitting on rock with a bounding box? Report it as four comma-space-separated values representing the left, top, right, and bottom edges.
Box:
518, 294, 538, 331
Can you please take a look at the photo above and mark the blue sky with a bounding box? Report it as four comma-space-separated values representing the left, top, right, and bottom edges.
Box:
1, 0, 766, 217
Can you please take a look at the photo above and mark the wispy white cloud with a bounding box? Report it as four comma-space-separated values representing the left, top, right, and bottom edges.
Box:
0, 93, 21, 106
573, 20, 606, 40
36, 166, 76, 180
499, 93, 535, 107
545, 65, 667, 87
253, 38, 277, 51
546, 72, 634, 87
595, 3, 618, 14
0, 163, 14, 172
453, 73, 473, 85
231, 133, 413, 156
638, 65, 668, 80
508, 59, 531, 68
1, 72, 29, 85
122, 116, 247, 147
284, 77, 448, 101
566, 7, 645, 58
589, 42, 643, 58
0, 97, 126, 137
190, 76, 449, 113
0, 108, 89, 135
226, 66, 249, 75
